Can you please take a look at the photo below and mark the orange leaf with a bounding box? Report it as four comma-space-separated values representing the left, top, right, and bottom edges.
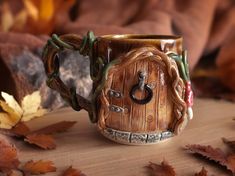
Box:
11, 122, 30, 137
62, 166, 86, 176
0, 135, 20, 172
185, 144, 235, 174
24, 134, 56, 149
33, 121, 76, 135
22, 160, 56, 175
194, 167, 208, 176
146, 160, 176, 176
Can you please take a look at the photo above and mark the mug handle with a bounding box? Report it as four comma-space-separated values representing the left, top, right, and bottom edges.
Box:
42, 32, 96, 122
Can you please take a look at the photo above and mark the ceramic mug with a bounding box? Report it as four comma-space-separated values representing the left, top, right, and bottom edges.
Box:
43, 31, 193, 145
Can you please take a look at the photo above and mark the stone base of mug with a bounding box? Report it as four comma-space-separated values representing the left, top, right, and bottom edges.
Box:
99, 127, 174, 145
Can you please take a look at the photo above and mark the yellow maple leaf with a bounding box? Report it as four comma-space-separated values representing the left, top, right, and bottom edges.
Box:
21, 91, 47, 122
0, 91, 47, 129
1, 92, 23, 116
0, 112, 15, 129
0, 100, 20, 124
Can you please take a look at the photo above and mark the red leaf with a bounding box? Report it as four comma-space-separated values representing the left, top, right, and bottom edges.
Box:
62, 166, 86, 176
194, 167, 208, 176
146, 160, 176, 176
24, 134, 56, 149
0, 135, 20, 172
22, 160, 56, 175
33, 121, 76, 135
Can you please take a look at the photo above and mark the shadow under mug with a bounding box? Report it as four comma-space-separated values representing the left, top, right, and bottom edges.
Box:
43, 31, 193, 145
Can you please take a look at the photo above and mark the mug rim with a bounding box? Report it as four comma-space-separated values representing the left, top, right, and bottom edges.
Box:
100, 34, 182, 41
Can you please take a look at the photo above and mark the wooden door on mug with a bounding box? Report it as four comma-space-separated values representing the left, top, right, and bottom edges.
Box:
104, 59, 174, 133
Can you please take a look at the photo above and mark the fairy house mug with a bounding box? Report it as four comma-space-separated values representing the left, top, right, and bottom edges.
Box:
43, 31, 193, 145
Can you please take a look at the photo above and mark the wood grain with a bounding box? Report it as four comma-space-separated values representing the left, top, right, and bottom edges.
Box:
19, 98, 235, 176
145, 61, 158, 131
131, 60, 146, 132
107, 69, 124, 130
102, 58, 175, 133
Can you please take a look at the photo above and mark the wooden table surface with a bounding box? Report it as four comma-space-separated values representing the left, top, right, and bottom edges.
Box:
18, 98, 235, 176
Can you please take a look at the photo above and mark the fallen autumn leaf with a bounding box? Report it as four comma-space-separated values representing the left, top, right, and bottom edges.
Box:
25, 134, 56, 149
185, 144, 235, 174
33, 121, 77, 135
0, 134, 20, 173
0, 91, 47, 129
146, 160, 176, 176
62, 166, 86, 176
22, 160, 56, 175
11, 122, 31, 137
2, 120, 76, 150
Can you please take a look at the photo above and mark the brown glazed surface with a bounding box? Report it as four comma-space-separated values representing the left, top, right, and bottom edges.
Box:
95, 34, 183, 62
92, 34, 183, 88
43, 33, 191, 144
92, 34, 188, 142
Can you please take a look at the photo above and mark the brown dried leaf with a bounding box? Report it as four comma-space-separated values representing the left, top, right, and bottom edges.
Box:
0, 122, 30, 137
24, 134, 56, 149
33, 121, 76, 135
222, 138, 235, 151
2, 121, 76, 150
185, 144, 235, 173
194, 167, 208, 176
185, 144, 227, 166
11, 122, 30, 137
0, 135, 20, 172
226, 154, 235, 173
62, 166, 86, 176
22, 160, 56, 175
146, 160, 176, 176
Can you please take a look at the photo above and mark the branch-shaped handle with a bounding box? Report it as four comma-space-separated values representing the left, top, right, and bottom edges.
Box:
42, 32, 96, 122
